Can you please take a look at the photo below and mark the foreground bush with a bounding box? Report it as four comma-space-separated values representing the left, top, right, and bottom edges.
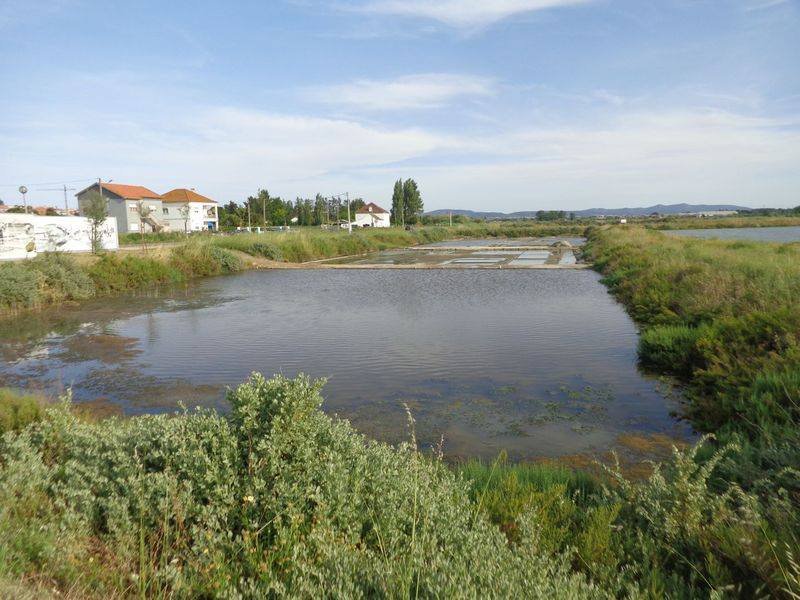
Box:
0, 375, 595, 598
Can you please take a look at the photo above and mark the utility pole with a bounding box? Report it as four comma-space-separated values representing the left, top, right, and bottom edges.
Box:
247, 200, 251, 230
346, 192, 352, 234
38, 184, 76, 214
262, 197, 266, 228
449, 211, 453, 227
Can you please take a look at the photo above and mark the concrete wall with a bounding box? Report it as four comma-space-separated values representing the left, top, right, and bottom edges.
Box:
0, 213, 119, 260
354, 212, 390, 227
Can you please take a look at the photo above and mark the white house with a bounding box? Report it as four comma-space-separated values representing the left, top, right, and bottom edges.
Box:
161, 188, 219, 232
353, 202, 391, 228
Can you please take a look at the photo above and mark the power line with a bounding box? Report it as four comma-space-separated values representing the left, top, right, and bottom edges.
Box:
38, 184, 77, 213
0, 177, 94, 188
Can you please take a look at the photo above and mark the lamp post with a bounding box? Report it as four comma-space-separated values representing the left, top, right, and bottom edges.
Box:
18, 185, 28, 213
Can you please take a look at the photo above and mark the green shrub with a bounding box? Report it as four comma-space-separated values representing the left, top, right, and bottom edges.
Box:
169, 242, 242, 278
87, 254, 183, 294
25, 253, 94, 304
638, 324, 706, 377
0, 263, 42, 309
0, 389, 43, 434
0, 374, 595, 598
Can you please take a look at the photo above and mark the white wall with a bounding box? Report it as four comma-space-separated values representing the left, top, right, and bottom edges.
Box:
0, 213, 119, 260
354, 213, 390, 227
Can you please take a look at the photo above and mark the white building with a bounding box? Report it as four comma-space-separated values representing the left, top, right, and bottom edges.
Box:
161, 188, 219, 232
353, 202, 391, 228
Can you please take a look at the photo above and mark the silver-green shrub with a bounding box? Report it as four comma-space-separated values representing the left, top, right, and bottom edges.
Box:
0, 374, 596, 598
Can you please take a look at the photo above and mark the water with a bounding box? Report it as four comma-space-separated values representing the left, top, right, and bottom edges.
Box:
0, 269, 692, 460
667, 226, 800, 242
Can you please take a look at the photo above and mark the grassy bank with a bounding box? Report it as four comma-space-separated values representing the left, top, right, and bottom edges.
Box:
0, 242, 243, 315
584, 226, 800, 593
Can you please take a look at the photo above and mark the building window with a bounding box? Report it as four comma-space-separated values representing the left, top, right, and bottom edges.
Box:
163, 207, 169, 215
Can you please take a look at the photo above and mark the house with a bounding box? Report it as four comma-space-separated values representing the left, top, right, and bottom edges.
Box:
76, 183, 166, 233
353, 202, 390, 228
161, 188, 219, 232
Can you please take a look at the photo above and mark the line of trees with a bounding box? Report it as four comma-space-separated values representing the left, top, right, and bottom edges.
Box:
390, 179, 424, 226
218, 191, 365, 229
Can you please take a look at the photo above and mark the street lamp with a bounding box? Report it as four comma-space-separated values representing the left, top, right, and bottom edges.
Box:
18, 185, 28, 213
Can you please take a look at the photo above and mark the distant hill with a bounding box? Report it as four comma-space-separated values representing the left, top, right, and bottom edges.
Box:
426, 204, 749, 219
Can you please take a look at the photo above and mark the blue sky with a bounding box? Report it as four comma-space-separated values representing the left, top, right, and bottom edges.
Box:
1, 0, 798, 211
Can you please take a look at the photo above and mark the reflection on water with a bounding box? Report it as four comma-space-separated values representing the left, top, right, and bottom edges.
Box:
667, 226, 800, 243
1, 269, 693, 459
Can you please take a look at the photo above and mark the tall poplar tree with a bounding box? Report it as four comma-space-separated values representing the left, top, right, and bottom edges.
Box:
402, 179, 423, 225
390, 179, 404, 226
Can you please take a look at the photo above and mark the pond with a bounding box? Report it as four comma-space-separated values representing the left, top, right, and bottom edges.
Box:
0, 268, 693, 460
667, 226, 800, 243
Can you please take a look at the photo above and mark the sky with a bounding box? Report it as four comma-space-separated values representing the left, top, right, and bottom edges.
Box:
0, 0, 799, 212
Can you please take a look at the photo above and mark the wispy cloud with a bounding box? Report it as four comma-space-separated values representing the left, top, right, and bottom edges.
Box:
304, 73, 494, 110
0, 0, 73, 30
743, 0, 790, 12
4, 93, 798, 209
354, 0, 596, 29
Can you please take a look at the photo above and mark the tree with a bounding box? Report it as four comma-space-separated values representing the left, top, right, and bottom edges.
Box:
313, 194, 326, 226
82, 191, 109, 253
180, 204, 191, 234
390, 179, 404, 226
402, 179, 423, 225
45, 207, 60, 216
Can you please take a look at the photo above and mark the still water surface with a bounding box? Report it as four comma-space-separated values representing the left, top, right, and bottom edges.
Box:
1, 269, 692, 459
668, 226, 800, 242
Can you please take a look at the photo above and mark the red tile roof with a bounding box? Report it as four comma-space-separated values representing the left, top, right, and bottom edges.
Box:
356, 202, 389, 214
161, 188, 217, 204
89, 183, 162, 200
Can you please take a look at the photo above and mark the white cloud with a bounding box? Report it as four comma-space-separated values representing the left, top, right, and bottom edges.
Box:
356, 0, 596, 29
305, 73, 494, 110
2, 99, 798, 210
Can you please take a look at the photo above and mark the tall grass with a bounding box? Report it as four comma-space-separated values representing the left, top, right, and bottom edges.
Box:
0, 244, 242, 316
585, 225, 800, 597
0, 389, 43, 434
